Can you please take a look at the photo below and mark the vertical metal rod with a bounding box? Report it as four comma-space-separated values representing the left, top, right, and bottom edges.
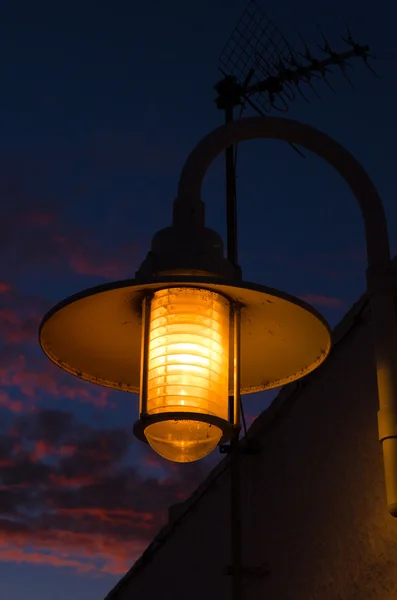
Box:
230, 303, 242, 600
139, 295, 151, 415
228, 301, 235, 425
233, 304, 241, 429
225, 107, 238, 268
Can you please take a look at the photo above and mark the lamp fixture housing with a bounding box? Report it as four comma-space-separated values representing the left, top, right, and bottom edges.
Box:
39, 188, 331, 462
39, 265, 331, 463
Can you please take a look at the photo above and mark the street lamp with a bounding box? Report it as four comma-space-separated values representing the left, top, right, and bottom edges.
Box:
39, 243, 330, 464
38, 118, 332, 464
39, 115, 397, 516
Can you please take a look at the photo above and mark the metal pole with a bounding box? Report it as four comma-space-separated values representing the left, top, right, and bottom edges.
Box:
139, 295, 151, 416
367, 265, 397, 516
225, 107, 238, 267
230, 433, 242, 600
230, 304, 242, 600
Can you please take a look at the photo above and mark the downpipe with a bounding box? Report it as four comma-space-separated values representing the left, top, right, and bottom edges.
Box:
367, 263, 397, 517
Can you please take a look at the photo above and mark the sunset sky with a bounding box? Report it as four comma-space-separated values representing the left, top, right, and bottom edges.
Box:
0, 0, 396, 599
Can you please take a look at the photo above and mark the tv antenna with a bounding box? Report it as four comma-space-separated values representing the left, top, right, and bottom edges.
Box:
215, 0, 378, 270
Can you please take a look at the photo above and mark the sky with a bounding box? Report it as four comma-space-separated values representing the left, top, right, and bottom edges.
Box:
0, 0, 396, 598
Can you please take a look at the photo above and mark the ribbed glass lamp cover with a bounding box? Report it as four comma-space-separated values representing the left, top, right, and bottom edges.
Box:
143, 287, 230, 462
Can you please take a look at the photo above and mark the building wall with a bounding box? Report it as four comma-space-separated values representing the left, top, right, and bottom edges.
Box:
108, 300, 397, 600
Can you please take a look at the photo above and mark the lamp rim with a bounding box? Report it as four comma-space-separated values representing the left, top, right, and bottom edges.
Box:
39, 274, 330, 333
133, 411, 236, 444
39, 274, 332, 395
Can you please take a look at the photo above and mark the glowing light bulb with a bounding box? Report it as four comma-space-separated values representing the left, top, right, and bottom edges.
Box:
144, 287, 230, 463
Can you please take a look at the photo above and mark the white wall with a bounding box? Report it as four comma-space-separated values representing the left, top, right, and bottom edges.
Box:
109, 301, 397, 600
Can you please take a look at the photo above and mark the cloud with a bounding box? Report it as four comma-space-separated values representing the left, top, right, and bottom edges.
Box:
0, 144, 209, 581
0, 390, 24, 414
299, 293, 346, 309
0, 409, 206, 575
0, 282, 12, 294
0, 546, 97, 573
1, 210, 134, 281
0, 285, 112, 412
0, 160, 136, 282
53, 233, 135, 279
0, 350, 112, 411
0, 289, 47, 345
0, 172, 135, 418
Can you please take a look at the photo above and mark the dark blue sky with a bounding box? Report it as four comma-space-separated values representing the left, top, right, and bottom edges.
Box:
0, 0, 395, 599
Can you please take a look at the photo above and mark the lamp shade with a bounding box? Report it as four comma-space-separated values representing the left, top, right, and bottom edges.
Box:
39, 274, 331, 462
143, 287, 229, 462
39, 276, 331, 394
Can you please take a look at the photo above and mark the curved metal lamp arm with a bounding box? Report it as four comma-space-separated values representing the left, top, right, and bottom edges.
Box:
175, 116, 397, 517
175, 116, 389, 266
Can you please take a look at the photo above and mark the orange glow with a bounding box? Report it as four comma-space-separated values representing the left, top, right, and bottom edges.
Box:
144, 287, 230, 462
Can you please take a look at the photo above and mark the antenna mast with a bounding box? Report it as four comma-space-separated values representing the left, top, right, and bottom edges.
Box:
215, 0, 377, 271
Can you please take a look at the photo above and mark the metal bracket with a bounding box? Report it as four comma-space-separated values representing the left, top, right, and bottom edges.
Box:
219, 444, 231, 454
214, 76, 243, 110
219, 439, 262, 455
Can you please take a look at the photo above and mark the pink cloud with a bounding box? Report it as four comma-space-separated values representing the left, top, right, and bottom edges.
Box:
29, 440, 76, 462
0, 183, 137, 281
0, 308, 20, 325
0, 282, 12, 293
0, 391, 24, 414
0, 308, 39, 345
0, 158, 211, 577
52, 233, 134, 279
0, 533, 146, 575
57, 507, 154, 527
299, 294, 346, 309
24, 213, 56, 227
49, 473, 96, 488
64, 248, 131, 279
0, 546, 96, 573
0, 288, 113, 415
141, 451, 169, 470
0, 409, 207, 575
0, 353, 112, 410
